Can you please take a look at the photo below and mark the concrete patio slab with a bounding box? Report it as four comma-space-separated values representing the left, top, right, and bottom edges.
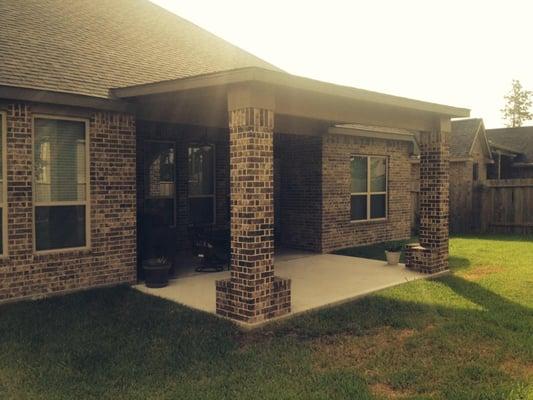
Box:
134, 252, 427, 322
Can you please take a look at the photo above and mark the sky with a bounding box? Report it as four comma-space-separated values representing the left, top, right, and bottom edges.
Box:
151, 0, 533, 128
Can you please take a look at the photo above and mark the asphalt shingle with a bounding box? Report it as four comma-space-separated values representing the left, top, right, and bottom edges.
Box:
0, 0, 280, 99
486, 127, 533, 162
450, 118, 482, 158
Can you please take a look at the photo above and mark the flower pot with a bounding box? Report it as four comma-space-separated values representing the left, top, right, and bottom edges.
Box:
385, 251, 401, 266
143, 258, 170, 288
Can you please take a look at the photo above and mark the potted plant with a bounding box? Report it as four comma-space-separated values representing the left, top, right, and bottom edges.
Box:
143, 256, 170, 288
385, 242, 403, 266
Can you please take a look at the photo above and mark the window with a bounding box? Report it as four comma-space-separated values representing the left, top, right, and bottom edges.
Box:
473, 163, 479, 181
34, 117, 89, 251
188, 144, 215, 225
0, 112, 6, 255
350, 156, 387, 221
144, 141, 176, 227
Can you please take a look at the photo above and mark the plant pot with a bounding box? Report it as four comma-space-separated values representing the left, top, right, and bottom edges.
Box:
143, 259, 170, 288
385, 251, 401, 266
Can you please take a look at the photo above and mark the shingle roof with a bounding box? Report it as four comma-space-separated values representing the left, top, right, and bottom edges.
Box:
450, 118, 483, 158
486, 127, 533, 162
0, 0, 280, 99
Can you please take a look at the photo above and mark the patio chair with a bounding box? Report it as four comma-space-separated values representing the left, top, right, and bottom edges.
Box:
188, 225, 229, 272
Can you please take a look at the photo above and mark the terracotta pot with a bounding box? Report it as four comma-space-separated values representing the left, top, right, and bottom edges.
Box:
385, 251, 401, 266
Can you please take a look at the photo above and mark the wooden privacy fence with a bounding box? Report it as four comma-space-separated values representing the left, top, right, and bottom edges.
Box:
478, 179, 533, 234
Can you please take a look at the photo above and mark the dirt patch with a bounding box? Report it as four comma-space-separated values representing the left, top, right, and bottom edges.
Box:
369, 382, 412, 399
461, 265, 505, 281
501, 359, 533, 379
311, 326, 417, 372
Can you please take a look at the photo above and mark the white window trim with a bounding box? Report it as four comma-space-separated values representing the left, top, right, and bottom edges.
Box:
350, 155, 388, 222
32, 114, 91, 254
0, 111, 7, 257
188, 143, 216, 226
144, 139, 177, 228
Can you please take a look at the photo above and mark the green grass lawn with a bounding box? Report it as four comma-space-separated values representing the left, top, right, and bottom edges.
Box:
0, 235, 532, 399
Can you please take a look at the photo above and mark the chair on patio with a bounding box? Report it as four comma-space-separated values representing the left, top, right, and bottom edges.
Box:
188, 225, 230, 272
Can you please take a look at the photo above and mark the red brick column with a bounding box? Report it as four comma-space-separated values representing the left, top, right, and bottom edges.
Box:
216, 107, 291, 324
405, 126, 450, 273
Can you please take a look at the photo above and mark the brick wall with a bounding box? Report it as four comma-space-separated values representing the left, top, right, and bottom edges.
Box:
0, 103, 137, 303
274, 133, 322, 251
321, 133, 412, 253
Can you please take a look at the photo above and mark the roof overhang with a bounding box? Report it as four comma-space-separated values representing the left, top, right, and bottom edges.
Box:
112, 67, 469, 132
113, 67, 468, 117
0, 85, 133, 112
329, 124, 415, 142
489, 141, 522, 157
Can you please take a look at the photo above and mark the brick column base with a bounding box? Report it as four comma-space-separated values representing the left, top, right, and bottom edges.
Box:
406, 127, 450, 274
216, 276, 291, 323
216, 107, 291, 324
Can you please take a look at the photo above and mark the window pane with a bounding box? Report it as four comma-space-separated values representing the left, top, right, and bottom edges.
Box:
350, 156, 367, 193
189, 197, 214, 225
34, 119, 86, 202
188, 145, 214, 196
350, 195, 367, 220
370, 157, 386, 192
370, 194, 386, 219
145, 142, 175, 199
35, 206, 86, 251
144, 198, 174, 227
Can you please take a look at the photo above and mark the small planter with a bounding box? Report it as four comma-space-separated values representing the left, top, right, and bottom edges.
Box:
385, 250, 401, 266
385, 242, 404, 266
143, 258, 170, 288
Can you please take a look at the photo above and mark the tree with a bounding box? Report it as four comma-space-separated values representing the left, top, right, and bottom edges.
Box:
501, 79, 532, 127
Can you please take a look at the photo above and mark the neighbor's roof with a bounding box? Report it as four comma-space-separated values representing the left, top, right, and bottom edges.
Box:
486, 127, 533, 162
450, 118, 484, 158
0, 0, 280, 99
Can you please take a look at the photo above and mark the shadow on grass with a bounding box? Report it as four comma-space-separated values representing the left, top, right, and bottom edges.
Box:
448, 255, 471, 271
0, 274, 531, 399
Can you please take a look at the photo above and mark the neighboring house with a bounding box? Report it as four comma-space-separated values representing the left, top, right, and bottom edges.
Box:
0, 0, 468, 324
486, 127, 533, 179
411, 118, 492, 233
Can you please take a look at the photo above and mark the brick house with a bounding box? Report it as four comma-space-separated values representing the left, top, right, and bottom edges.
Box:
486, 127, 533, 179
0, 0, 468, 324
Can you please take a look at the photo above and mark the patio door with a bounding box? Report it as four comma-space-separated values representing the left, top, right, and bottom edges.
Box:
139, 140, 177, 278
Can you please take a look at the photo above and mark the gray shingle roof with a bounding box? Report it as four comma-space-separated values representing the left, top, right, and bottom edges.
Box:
0, 0, 280, 99
486, 127, 533, 162
450, 118, 483, 158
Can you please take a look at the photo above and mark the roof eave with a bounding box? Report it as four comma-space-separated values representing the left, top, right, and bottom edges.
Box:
111, 67, 470, 118
0, 85, 133, 112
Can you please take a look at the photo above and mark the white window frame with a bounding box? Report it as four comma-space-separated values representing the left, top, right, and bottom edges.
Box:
187, 143, 216, 226
350, 155, 388, 222
0, 111, 7, 257
144, 139, 177, 228
32, 115, 91, 254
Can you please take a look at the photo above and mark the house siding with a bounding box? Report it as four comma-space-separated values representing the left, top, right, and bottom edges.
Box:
321, 133, 412, 253
0, 103, 137, 303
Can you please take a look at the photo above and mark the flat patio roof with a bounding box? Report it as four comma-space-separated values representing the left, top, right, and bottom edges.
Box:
111, 67, 469, 132
112, 67, 469, 118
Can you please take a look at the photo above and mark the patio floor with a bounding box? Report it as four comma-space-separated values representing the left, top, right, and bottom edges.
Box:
135, 250, 429, 322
